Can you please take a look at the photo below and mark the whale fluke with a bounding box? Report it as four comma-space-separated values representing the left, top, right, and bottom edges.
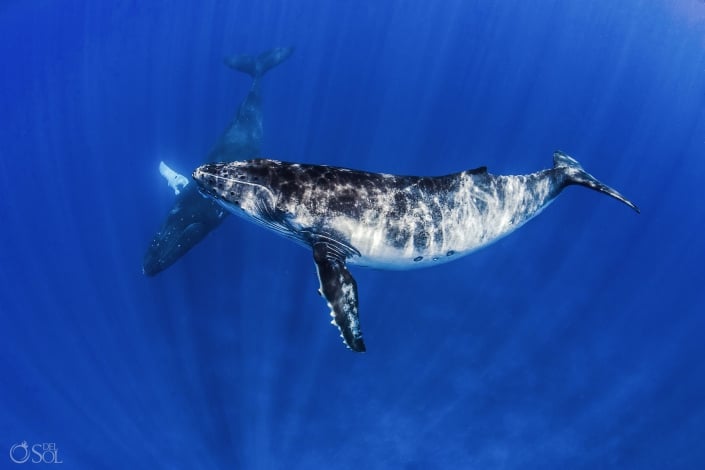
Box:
554, 151, 640, 213
224, 47, 294, 79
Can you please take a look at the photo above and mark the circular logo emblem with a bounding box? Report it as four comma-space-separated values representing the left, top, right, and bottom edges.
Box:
9, 441, 30, 464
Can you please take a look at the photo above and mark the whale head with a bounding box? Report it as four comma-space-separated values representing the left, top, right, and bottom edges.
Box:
192, 163, 234, 201
193, 161, 277, 217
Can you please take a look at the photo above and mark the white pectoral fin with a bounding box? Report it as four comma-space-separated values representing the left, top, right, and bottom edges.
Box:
159, 161, 189, 195
313, 242, 366, 352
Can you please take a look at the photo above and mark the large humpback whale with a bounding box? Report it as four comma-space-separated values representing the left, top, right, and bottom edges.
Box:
193, 152, 638, 352
142, 47, 293, 276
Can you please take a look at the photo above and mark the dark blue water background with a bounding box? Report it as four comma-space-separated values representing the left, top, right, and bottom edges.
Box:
1, 1, 704, 468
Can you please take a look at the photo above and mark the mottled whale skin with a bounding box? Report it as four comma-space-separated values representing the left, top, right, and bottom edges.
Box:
193, 153, 639, 352
142, 47, 293, 276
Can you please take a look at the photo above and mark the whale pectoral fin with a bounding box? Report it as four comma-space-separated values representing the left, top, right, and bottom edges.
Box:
159, 161, 189, 195
312, 243, 366, 352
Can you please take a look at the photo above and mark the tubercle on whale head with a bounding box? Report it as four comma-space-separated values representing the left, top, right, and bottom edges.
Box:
192, 162, 255, 209
193, 163, 225, 185
193, 163, 229, 198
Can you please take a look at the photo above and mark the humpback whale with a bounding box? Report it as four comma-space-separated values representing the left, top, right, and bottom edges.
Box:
193, 152, 639, 352
142, 47, 293, 276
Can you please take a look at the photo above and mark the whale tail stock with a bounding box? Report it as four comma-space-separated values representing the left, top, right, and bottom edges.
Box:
553, 151, 640, 213
224, 46, 294, 79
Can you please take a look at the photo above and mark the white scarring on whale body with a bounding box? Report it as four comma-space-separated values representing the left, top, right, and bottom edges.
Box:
193, 152, 639, 352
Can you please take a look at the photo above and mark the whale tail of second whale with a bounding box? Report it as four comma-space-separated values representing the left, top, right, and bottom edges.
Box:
224, 47, 294, 79
554, 151, 640, 213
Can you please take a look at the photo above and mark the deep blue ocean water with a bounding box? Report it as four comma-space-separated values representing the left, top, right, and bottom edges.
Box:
2, 1, 705, 468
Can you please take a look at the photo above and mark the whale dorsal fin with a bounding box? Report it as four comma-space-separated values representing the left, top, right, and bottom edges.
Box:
467, 166, 488, 175
312, 242, 366, 352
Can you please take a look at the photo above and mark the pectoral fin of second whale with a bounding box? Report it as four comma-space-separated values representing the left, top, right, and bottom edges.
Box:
312, 242, 366, 352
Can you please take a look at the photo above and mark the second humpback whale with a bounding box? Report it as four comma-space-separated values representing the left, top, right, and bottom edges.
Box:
142, 47, 293, 276
193, 152, 639, 352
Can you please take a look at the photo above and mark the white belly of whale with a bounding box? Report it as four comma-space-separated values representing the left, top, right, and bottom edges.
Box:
325, 197, 553, 270
325, 215, 484, 269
